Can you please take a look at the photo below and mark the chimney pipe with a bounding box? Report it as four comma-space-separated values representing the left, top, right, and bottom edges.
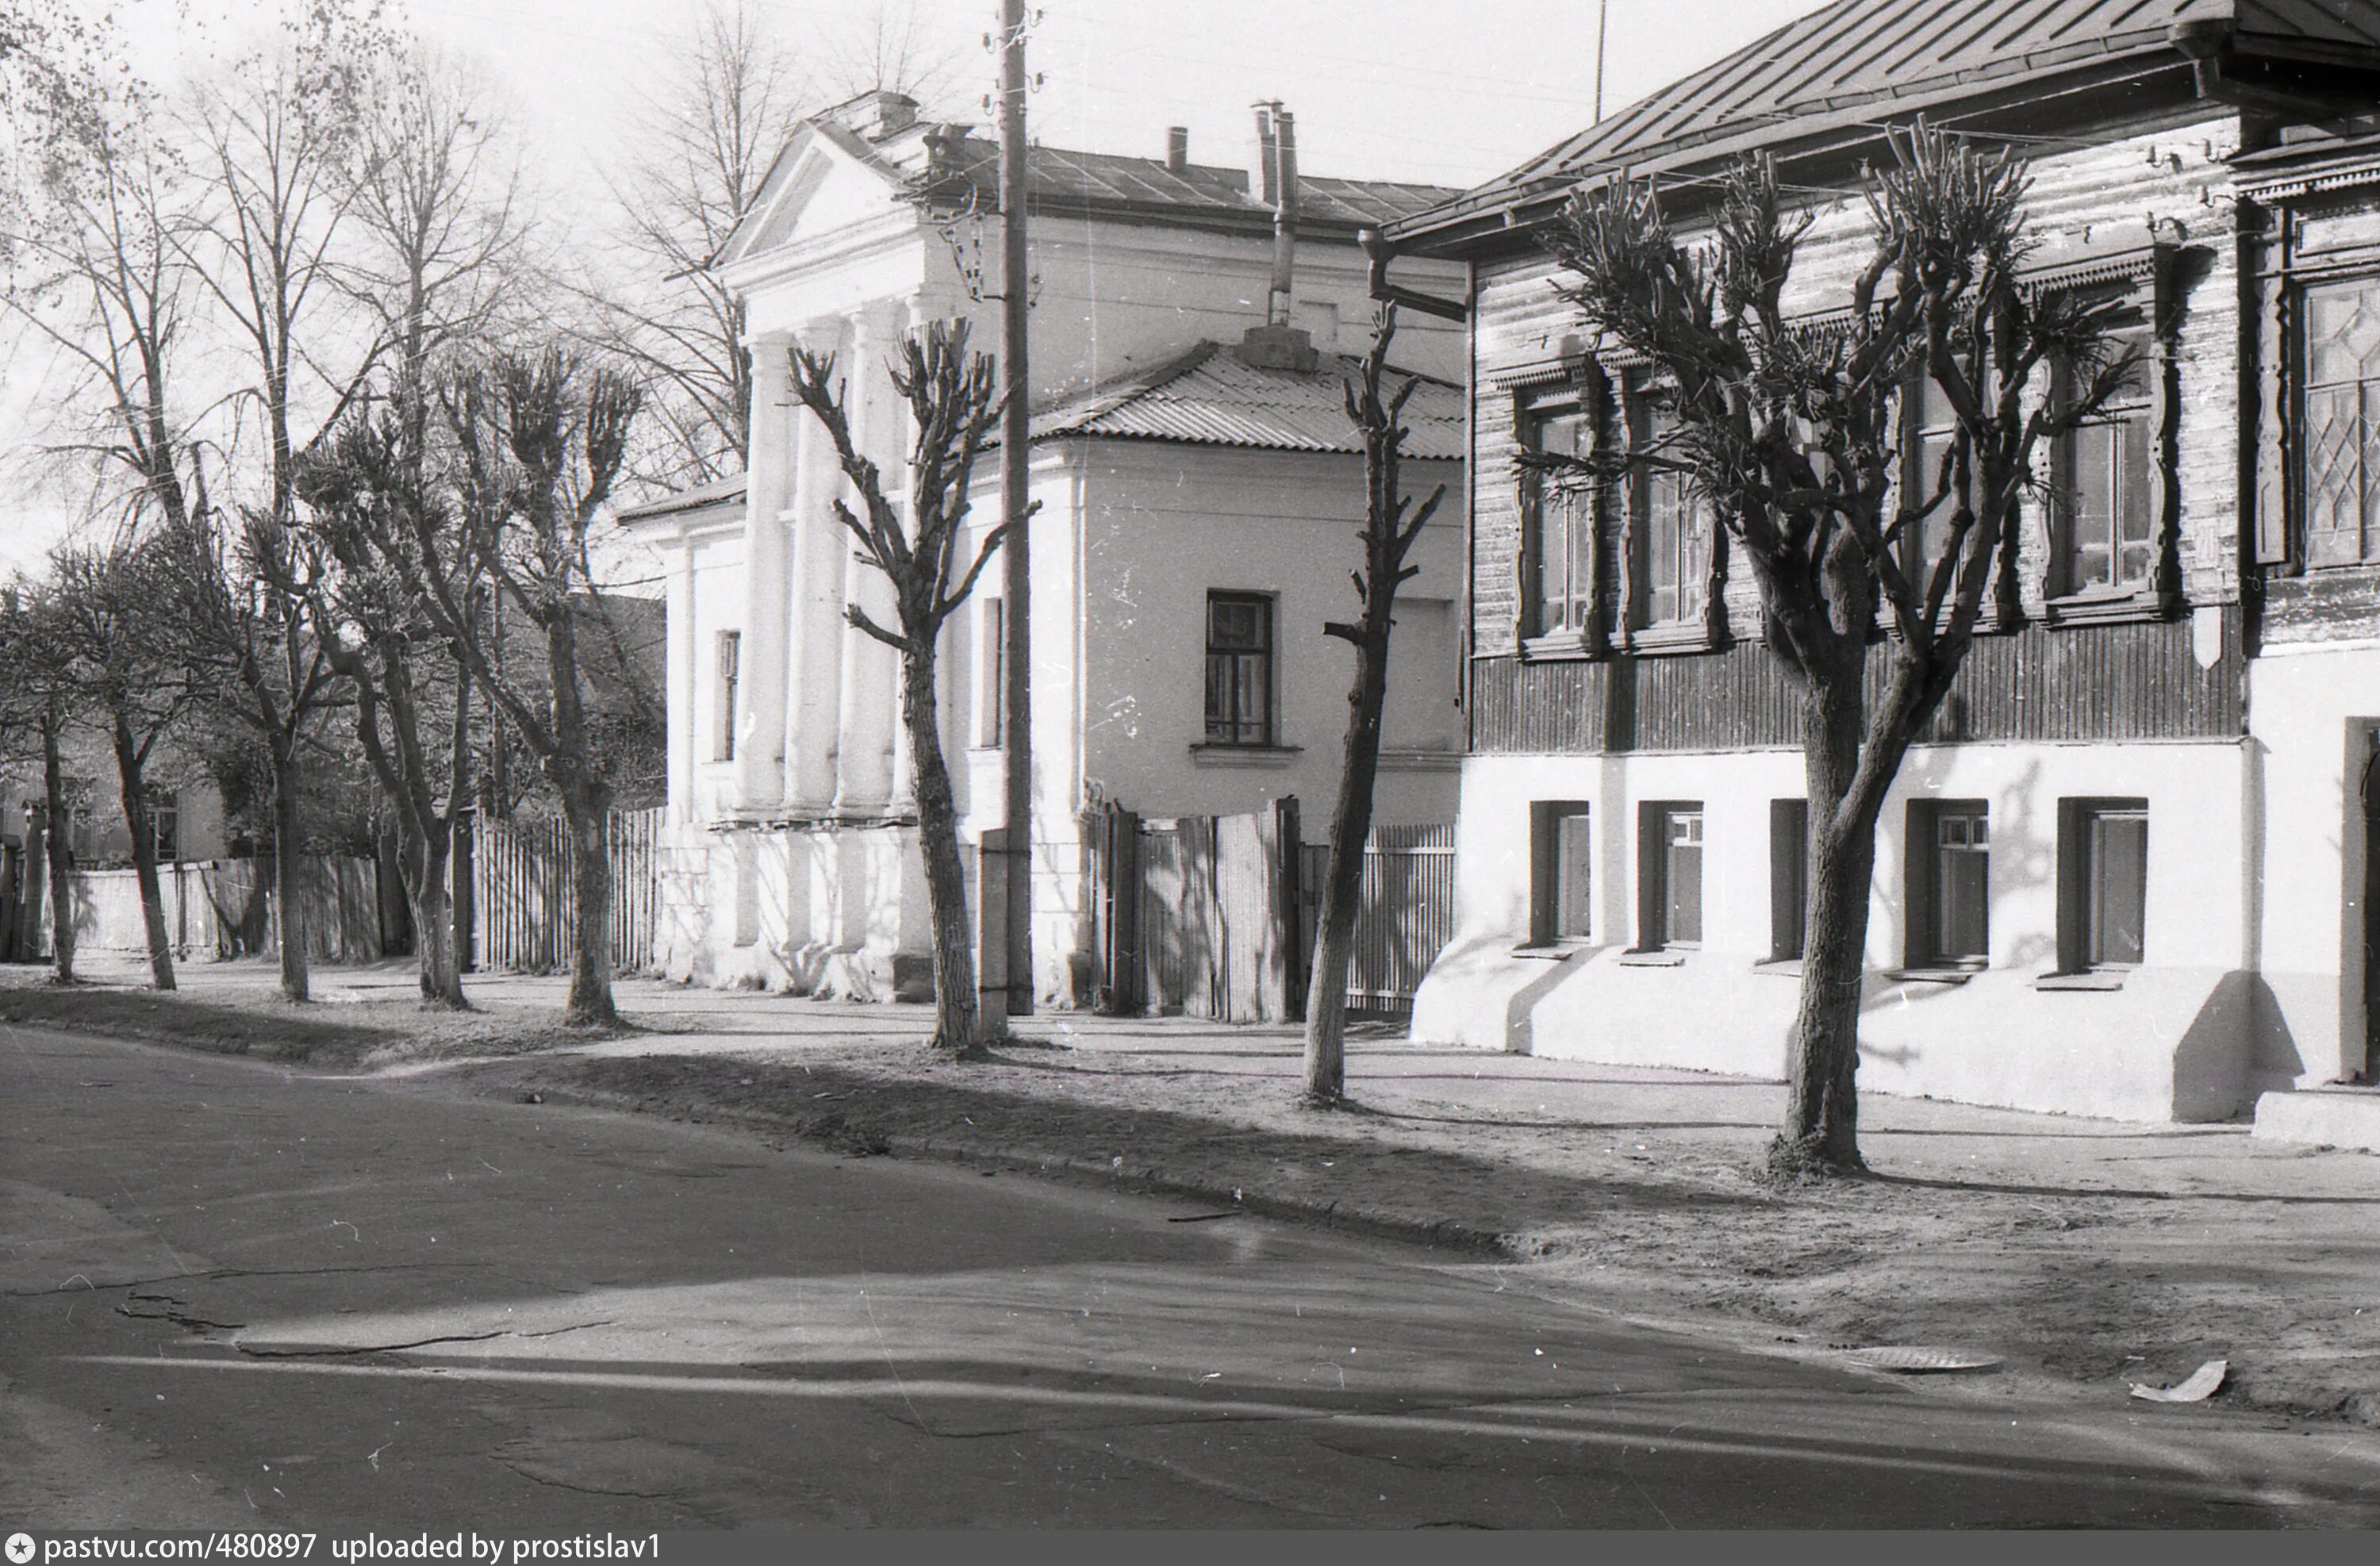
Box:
1266, 107, 1298, 328
1253, 100, 1280, 207
1166, 125, 1188, 174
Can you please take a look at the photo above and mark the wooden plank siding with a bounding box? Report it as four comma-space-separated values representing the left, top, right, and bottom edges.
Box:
1468, 113, 2248, 679
1469, 612, 2243, 754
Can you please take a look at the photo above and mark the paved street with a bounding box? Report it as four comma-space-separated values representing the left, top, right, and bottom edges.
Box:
6, 1022, 2380, 1529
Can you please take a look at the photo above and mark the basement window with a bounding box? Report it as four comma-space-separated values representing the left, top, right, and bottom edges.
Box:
1905, 800, 1989, 970
1530, 800, 1592, 946
2056, 798, 2148, 978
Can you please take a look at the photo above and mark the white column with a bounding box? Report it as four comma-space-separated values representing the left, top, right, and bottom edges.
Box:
781, 322, 847, 816
831, 301, 902, 817
731, 336, 796, 814
664, 535, 696, 820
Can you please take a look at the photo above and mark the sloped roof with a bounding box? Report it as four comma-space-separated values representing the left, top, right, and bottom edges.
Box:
1396, 0, 2380, 244
1027, 343, 1464, 459
916, 136, 1458, 235
615, 472, 747, 527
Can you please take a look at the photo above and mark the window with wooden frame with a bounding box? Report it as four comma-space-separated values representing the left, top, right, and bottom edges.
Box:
713, 630, 740, 762
1518, 388, 1596, 644
1904, 799, 1990, 969
2299, 274, 2380, 568
2057, 798, 2148, 974
1627, 389, 1713, 642
1530, 800, 1592, 945
151, 790, 180, 863
1636, 801, 1704, 950
1203, 591, 1275, 747
1769, 798, 1808, 962
1900, 370, 1961, 593
2051, 317, 2159, 600
975, 598, 1005, 748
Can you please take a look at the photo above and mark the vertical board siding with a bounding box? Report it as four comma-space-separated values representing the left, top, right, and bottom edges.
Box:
470, 807, 664, 975
1471, 613, 2243, 754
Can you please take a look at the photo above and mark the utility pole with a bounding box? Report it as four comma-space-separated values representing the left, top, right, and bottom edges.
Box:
996, 0, 1033, 1018
1594, 0, 1610, 124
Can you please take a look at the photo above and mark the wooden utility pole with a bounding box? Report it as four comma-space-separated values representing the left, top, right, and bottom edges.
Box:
996, 0, 1033, 1018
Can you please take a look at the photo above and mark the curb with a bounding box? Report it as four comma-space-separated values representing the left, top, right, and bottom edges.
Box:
484, 1073, 1525, 1262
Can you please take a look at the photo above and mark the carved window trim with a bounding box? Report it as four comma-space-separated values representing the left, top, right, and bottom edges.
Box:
2037, 257, 2182, 627
1614, 372, 1726, 656
2291, 269, 2380, 572
1514, 373, 1606, 659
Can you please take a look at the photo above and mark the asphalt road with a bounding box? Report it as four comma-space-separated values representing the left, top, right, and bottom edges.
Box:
6, 1022, 2379, 1530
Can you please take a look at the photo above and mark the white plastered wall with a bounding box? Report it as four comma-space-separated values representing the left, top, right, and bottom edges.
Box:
1412, 737, 2259, 1122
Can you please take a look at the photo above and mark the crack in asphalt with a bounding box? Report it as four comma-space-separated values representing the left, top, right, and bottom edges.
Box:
234, 1320, 619, 1359
9, 1261, 489, 1299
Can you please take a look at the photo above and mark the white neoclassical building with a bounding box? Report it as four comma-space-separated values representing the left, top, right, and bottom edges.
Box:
620, 92, 1466, 1003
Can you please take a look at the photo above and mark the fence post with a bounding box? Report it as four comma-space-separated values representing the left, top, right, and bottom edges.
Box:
1274, 795, 1303, 1023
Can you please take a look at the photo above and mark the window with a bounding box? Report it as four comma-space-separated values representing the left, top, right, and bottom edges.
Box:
1637, 802, 1704, 950
1530, 801, 1592, 944
2058, 799, 2148, 973
2055, 323, 2155, 595
151, 791, 179, 862
1521, 393, 1595, 639
713, 630, 740, 762
1203, 592, 1274, 747
1905, 800, 1989, 968
1902, 371, 1960, 589
1632, 396, 1710, 630
2301, 277, 2380, 566
976, 598, 1005, 747
1770, 798, 1808, 961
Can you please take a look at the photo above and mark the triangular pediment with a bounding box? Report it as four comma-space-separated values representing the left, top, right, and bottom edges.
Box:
716, 121, 912, 269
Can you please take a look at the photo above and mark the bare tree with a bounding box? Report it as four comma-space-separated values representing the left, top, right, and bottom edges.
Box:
1302, 305, 1445, 1104
593, 0, 808, 487
786, 320, 1014, 1054
1544, 127, 2129, 1177
0, 578, 79, 983
425, 347, 640, 1029
47, 532, 205, 990
298, 405, 482, 1008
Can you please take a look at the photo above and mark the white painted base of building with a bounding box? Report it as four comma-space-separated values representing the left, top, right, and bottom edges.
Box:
1411, 741, 2300, 1124
2251, 1087, 2380, 1153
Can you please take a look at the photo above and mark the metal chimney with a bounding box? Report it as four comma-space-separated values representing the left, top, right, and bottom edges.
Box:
1266, 106, 1298, 328
1166, 125, 1188, 175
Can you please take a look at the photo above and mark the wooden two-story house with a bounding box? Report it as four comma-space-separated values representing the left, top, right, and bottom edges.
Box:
1391, 0, 2380, 1125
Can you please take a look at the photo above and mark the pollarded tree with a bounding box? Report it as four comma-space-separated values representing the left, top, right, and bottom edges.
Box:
1543, 125, 2132, 1178
786, 319, 1015, 1055
427, 347, 641, 1029
1302, 303, 1445, 1105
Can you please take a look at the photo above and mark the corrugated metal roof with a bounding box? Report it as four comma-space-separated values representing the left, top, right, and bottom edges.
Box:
1397, 0, 2380, 241
615, 472, 747, 525
1027, 343, 1465, 459
919, 137, 1459, 233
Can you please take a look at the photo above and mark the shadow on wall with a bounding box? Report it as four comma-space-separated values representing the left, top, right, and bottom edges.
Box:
1505, 948, 1589, 1057
2182, 968, 2301, 1119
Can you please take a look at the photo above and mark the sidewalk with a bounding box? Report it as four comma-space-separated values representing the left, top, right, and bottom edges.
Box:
10, 955, 2380, 1425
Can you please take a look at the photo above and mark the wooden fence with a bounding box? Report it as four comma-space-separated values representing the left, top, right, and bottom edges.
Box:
0, 854, 381, 963
1085, 800, 1453, 1023
469, 806, 662, 975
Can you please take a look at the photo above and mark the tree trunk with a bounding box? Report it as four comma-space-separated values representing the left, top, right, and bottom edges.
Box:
559, 785, 618, 1028
1303, 623, 1394, 1103
109, 712, 177, 992
269, 748, 310, 1003
413, 824, 466, 1010
1775, 669, 1879, 1178
903, 638, 986, 1053
40, 717, 75, 985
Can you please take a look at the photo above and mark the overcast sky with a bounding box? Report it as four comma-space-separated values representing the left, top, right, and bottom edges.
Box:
2, 0, 1824, 572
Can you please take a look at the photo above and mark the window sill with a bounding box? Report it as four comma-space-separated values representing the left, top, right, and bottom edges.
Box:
1623, 624, 1714, 657
1616, 948, 1689, 967
1520, 631, 1596, 662
1883, 966, 1979, 985
1511, 941, 1588, 961
1379, 747, 1461, 772
2034, 970, 2128, 992
1188, 743, 1302, 768
2044, 590, 2165, 628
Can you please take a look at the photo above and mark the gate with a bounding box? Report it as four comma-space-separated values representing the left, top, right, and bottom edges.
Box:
470, 806, 663, 975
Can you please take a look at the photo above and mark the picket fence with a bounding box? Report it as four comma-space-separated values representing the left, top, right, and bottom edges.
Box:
468, 806, 662, 975
1084, 800, 1454, 1023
